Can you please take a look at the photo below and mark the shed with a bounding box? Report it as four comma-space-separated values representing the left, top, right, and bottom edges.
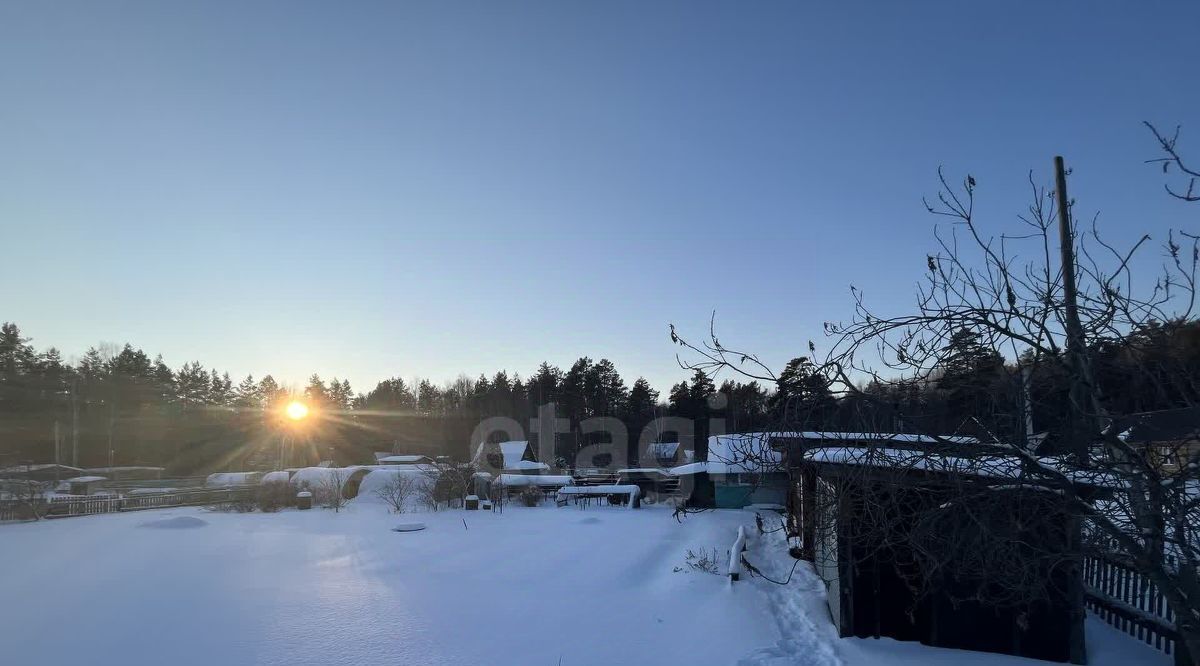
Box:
795, 443, 1102, 663
471, 440, 549, 474
643, 441, 684, 467
63, 476, 108, 496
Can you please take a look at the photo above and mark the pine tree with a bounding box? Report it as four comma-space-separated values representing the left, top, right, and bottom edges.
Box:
304, 374, 329, 408
625, 377, 660, 419
0, 322, 35, 377
258, 375, 283, 407
771, 357, 833, 425
175, 362, 210, 406
208, 370, 233, 406
235, 374, 260, 407
416, 379, 441, 414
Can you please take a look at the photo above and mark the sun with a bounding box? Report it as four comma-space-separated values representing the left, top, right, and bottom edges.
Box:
285, 400, 309, 421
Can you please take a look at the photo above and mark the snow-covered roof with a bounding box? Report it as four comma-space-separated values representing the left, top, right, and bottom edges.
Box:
669, 462, 708, 476
260, 471, 292, 484
646, 442, 680, 459
701, 431, 981, 475
126, 487, 177, 495
356, 468, 436, 505
616, 468, 673, 478
205, 472, 262, 487
508, 460, 550, 472
0, 463, 82, 475
494, 474, 574, 487
706, 433, 785, 474
64, 476, 107, 484
804, 446, 1120, 487
82, 466, 165, 473
378, 455, 434, 465
289, 467, 369, 493
792, 431, 978, 445
472, 440, 546, 471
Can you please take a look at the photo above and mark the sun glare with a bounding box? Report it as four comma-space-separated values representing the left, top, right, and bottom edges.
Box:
285, 401, 309, 421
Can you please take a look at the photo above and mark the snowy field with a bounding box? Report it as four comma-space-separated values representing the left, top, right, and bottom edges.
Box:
0, 503, 1168, 666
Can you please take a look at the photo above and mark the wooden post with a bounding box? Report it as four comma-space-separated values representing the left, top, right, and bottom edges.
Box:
1055, 155, 1091, 462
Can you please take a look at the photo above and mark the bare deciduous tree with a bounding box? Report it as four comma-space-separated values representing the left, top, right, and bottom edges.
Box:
374, 472, 420, 513
318, 469, 349, 513
673, 128, 1200, 662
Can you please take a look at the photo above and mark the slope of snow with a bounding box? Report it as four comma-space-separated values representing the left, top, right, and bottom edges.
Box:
0, 504, 778, 666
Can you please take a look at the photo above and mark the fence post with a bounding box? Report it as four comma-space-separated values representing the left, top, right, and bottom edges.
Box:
729, 525, 746, 582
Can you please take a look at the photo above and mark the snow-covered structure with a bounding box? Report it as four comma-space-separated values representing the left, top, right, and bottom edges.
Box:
668, 433, 790, 508
82, 466, 164, 481
0, 463, 83, 482
205, 472, 263, 488
492, 474, 573, 489
62, 476, 107, 496
471, 440, 550, 474
289, 467, 370, 500
792, 436, 1097, 663
260, 470, 292, 485
356, 467, 435, 508
377, 454, 435, 466
643, 441, 685, 467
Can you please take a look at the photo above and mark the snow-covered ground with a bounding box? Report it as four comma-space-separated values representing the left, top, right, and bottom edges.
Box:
0, 502, 1168, 666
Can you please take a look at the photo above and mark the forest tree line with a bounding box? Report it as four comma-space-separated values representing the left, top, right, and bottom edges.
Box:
2, 318, 1198, 475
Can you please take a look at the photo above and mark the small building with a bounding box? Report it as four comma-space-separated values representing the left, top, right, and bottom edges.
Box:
62, 476, 108, 496
643, 441, 685, 468
670, 433, 792, 509
792, 440, 1104, 663
1107, 406, 1200, 474
471, 440, 550, 475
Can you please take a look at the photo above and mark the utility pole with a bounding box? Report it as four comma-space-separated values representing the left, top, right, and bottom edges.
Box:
70, 379, 79, 468
1055, 155, 1094, 666
1055, 156, 1093, 461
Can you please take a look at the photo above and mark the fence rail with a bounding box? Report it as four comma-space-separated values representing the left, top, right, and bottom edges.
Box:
1084, 554, 1184, 664
1, 487, 257, 522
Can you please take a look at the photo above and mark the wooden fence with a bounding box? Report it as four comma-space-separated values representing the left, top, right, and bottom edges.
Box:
1, 487, 257, 521
1084, 554, 1187, 664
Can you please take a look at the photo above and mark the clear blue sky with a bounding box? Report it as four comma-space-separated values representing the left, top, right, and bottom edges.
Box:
2, 1, 1197, 395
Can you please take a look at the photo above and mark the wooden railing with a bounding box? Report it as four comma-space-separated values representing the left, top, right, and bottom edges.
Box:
1084, 554, 1186, 664
38, 487, 257, 519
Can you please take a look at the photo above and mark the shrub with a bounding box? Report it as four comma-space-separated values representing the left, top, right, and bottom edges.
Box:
374, 472, 420, 513
256, 480, 292, 512
518, 485, 542, 507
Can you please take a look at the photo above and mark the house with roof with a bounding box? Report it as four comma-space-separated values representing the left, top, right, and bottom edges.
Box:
471, 440, 550, 475
1107, 406, 1200, 474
